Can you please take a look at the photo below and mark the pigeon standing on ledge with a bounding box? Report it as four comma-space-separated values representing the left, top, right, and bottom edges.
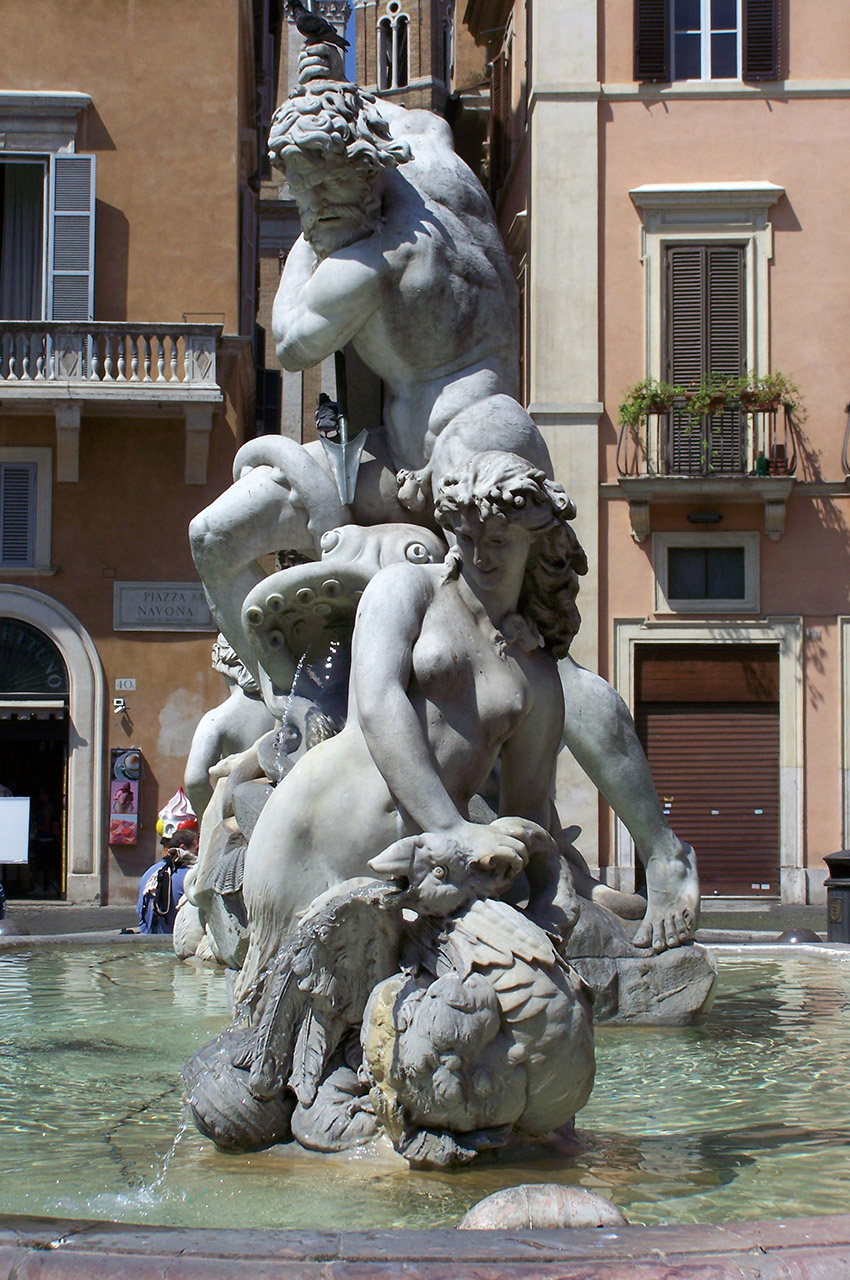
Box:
286, 0, 350, 49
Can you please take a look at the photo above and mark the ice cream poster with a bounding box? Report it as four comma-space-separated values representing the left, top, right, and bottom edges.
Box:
109, 748, 141, 845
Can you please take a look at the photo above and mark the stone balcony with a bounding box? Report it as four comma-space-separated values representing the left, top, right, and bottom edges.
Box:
611, 401, 799, 541
0, 321, 223, 484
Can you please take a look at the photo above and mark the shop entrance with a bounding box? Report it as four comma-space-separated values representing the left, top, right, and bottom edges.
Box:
635, 643, 781, 898
0, 618, 69, 898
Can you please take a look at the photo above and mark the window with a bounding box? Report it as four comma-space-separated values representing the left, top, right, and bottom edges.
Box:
665, 242, 745, 473
673, 0, 738, 80
378, 6, 409, 91
0, 161, 45, 320
0, 154, 95, 324
630, 184, 783, 474
668, 545, 744, 598
654, 532, 759, 612
0, 449, 52, 571
634, 0, 780, 82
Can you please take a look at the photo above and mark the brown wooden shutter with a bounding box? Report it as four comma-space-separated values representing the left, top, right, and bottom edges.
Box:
489, 50, 510, 192
664, 244, 746, 474
634, 0, 669, 82
743, 0, 780, 81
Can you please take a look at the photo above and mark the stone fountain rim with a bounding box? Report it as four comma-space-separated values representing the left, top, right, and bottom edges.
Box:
1, 1210, 849, 1277
3, 932, 850, 1278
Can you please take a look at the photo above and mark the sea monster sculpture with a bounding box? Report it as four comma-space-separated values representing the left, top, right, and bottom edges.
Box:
185, 819, 594, 1168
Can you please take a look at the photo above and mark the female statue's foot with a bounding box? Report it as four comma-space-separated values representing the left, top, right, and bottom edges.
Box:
632, 842, 700, 953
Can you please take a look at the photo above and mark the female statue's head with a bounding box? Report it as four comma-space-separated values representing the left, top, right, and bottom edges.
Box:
434, 452, 588, 658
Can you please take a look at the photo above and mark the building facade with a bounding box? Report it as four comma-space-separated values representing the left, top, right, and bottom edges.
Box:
462, 0, 850, 905
0, 0, 280, 903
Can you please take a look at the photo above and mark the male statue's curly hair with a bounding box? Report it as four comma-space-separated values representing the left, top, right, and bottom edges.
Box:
434, 452, 588, 658
268, 80, 412, 175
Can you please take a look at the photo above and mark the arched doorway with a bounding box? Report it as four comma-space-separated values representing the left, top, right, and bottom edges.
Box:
0, 587, 105, 903
0, 619, 69, 896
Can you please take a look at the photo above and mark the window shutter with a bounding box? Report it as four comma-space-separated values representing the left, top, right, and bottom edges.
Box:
665, 244, 746, 474
490, 50, 510, 191
47, 154, 96, 321
634, 0, 669, 82
743, 0, 780, 80
665, 246, 705, 473
0, 463, 36, 566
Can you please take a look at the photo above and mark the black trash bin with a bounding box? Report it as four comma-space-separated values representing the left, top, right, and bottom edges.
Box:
824, 852, 850, 943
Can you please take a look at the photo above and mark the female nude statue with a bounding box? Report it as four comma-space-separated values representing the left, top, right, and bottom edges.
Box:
235, 452, 587, 1005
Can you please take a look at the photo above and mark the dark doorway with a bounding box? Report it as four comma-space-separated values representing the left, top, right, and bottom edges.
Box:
0, 618, 69, 898
635, 644, 781, 897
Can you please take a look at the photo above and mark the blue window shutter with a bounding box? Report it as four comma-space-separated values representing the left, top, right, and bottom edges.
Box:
47, 154, 96, 321
0, 463, 36, 566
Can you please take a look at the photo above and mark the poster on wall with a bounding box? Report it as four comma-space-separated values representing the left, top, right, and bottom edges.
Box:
109, 748, 141, 845
0, 796, 31, 863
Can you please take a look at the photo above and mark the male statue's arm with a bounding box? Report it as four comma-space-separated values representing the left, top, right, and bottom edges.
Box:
273, 237, 383, 372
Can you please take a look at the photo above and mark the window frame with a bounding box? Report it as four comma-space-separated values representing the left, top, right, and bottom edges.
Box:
0, 448, 53, 573
653, 530, 760, 613
631, 184, 783, 407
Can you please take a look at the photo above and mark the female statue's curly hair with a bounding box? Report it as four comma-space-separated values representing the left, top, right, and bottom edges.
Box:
434, 452, 588, 658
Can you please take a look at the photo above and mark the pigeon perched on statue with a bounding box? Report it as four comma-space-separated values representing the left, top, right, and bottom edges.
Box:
286, 0, 350, 49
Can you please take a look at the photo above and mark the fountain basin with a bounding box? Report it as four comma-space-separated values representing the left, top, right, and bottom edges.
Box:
3, 937, 850, 1238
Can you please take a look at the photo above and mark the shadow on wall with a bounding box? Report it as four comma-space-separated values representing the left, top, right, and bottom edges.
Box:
93, 202, 129, 321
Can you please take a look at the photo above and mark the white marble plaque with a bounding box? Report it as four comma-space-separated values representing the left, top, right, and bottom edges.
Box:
113, 582, 215, 632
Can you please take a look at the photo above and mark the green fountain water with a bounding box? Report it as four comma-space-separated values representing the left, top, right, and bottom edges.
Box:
2, 945, 848, 1230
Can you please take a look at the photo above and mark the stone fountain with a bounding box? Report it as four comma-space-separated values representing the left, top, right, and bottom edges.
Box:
176, 34, 715, 1169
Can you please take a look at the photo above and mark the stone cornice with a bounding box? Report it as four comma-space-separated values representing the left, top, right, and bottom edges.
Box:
529, 79, 850, 109
630, 181, 785, 212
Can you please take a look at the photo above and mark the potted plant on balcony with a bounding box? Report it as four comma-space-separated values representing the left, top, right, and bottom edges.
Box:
618, 377, 682, 432
729, 371, 806, 420
684, 376, 729, 420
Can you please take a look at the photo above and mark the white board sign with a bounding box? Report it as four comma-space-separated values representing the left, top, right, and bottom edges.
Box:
113, 582, 215, 632
0, 796, 31, 864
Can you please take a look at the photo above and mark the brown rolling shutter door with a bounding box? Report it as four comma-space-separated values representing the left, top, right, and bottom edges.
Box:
636, 646, 780, 897
665, 244, 746, 474
634, 0, 670, 82
743, 0, 781, 81
637, 704, 780, 895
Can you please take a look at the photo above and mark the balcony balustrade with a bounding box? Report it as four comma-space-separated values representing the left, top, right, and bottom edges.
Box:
0, 321, 223, 484
0, 321, 220, 397
616, 400, 797, 480
614, 400, 799, 542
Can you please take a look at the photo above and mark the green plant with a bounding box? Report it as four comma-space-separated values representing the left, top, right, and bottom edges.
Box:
618, 378, 683, 431
683, 375, 728, 420
728, 371, 807, 421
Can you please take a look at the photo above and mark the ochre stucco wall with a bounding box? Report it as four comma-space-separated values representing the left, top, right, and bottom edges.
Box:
3, 0, 246, 332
